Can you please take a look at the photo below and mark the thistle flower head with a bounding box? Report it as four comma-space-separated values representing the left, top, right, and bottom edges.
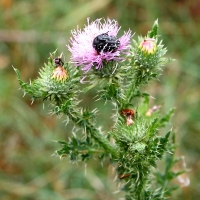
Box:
67, 18, 132, 72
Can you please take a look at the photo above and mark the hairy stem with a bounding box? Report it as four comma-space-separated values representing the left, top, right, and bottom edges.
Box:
59, 102, 118, 159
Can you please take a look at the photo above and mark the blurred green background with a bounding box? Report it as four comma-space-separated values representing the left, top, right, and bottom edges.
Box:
0, 0, 200, 199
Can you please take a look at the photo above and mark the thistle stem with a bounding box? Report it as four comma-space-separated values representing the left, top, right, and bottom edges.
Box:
63, 105, 118, 159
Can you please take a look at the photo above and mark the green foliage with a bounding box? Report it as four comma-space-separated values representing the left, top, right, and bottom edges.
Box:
2, 1, 199, 199
112, 115, 174, 199
57, 138, 99, 162
131, 37, 170, 88
14, 51, 118, 159
14, 50, 80, 105
148, 19, 159, 38
154, 153, 182, 198
14, 20, 182, 200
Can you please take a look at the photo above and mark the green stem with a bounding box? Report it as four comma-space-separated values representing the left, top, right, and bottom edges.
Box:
63, 105, 118, 159
124, 68, 146, 106
78, 149, 104, 154
125, 79, 136, 105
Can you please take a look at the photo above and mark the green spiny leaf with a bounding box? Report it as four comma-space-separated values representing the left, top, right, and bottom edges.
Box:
148, 19, 159, 38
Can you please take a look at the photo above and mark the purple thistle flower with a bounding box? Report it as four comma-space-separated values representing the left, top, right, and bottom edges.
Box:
67, 18, 132, 72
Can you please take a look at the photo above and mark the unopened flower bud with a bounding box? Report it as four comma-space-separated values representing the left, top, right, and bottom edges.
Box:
139, 38, 157, 54
52, 66, 68, 82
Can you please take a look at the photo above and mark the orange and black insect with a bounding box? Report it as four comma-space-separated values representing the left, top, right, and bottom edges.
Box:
121, 109, 134, 117
121, 109, 135, 126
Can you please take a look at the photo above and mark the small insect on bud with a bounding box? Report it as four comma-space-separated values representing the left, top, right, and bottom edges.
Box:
50, 52, 64, 67
146, 105, 162, 116
51, 52, 68, 82
139, 38, 157, 54
121, 109, 135, 126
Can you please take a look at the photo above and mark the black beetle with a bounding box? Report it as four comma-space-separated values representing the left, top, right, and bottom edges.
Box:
93, 33, 120, 54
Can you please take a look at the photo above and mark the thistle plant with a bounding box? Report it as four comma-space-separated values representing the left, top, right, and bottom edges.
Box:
14, 19, 185, 199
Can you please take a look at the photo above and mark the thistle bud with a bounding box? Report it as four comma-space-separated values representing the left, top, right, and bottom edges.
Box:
139, 38, 157, 54
51, 52, 68, 82
52, 66, 68, 82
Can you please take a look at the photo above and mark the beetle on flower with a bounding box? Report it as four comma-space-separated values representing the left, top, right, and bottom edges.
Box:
67, 18, 132, 72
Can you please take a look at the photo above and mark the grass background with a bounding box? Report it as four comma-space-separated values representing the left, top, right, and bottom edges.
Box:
0, 0, 200, 199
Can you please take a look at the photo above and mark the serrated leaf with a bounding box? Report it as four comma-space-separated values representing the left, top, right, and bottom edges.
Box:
148, 19, 159, 38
